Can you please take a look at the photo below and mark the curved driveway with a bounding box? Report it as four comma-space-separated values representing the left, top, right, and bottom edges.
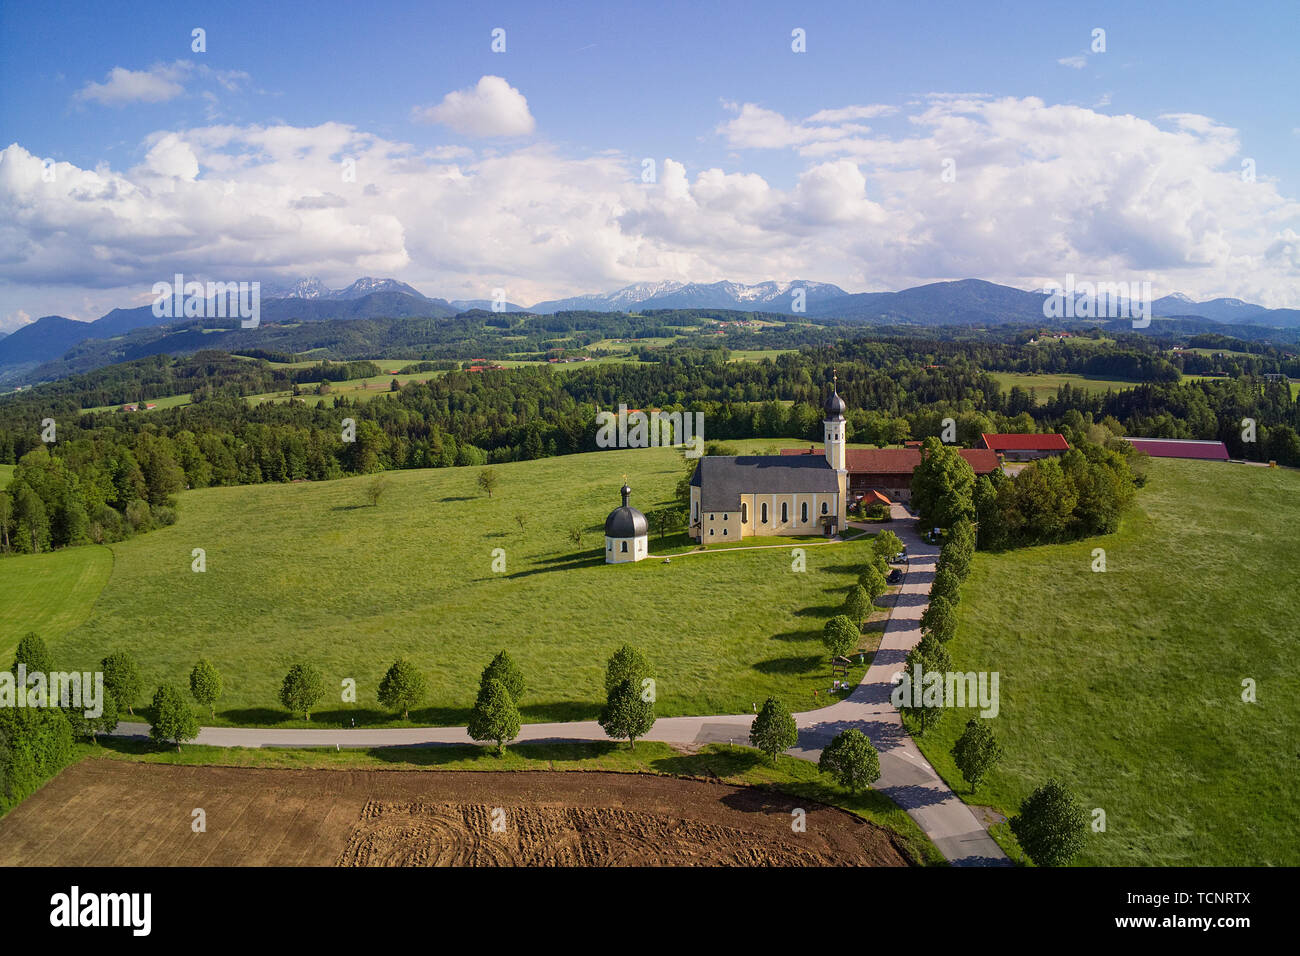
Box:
113, 505, 1008, 866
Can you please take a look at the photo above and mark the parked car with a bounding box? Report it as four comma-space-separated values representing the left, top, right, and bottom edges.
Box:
887, 568, 902, 584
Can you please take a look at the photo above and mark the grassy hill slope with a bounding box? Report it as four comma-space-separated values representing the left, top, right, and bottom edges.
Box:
916, 457, 1299, 865
0, 546, 113, 664
51, 446, 875, 726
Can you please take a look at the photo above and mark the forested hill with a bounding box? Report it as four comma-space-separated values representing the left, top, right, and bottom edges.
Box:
2, 333, 1297, 471
7, 297, 1300, 390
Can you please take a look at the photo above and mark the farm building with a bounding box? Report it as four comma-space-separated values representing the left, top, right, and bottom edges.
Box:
780, 445, 1000, 505
1124, 438, 1230, 461
980, 432, 1070, 460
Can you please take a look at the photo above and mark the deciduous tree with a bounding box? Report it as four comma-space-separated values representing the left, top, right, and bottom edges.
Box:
842, 584, 871, 626
920, 594, 957, 642
749, 696, 797, 764
101, 650, 142, 716
599, 677, 655, 750
1010, 779, 1088, 867
604, 644, 652, 697
822, 615, 859, 659
469, 678, 521, 755
479, 650, 525, 704
378, 658, 428, 719
951, 718, 1004, 794
189, 658, 223, 718
149, 684, 198, 752
11, 632, 51, 676
818, 728, 881, 793
280, 663, 325, 721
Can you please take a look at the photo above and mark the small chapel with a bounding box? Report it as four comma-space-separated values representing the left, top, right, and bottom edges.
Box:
603, 483, 649, 563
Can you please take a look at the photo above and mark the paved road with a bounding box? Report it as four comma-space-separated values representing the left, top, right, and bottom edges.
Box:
113, 504, 1008, 866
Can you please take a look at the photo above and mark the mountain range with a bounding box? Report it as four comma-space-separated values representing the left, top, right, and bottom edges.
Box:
3, 276, 1298, 383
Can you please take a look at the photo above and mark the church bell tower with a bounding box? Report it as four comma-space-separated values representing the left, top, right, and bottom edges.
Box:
824, 371, 848, 528
823, 371, 847, 472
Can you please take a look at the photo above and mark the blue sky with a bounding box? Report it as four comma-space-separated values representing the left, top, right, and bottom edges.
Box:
1, 0, 1298, 326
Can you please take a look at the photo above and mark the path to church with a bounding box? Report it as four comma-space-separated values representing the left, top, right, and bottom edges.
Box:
113, 504, 1009, 866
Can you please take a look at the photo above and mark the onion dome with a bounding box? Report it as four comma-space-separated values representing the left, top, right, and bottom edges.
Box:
605, 484, 648, 537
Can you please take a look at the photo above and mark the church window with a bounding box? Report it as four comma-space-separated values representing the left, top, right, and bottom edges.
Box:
781, 502, 789, 523
761, 502, 768, 523
620, 541, 627, 553
822, 502, 829, 514
801, 502, 808, 522
741, 503, 748, 523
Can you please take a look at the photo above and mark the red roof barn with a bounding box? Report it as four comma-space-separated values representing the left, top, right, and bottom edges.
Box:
782, 445, 1000, 503
980, 432, 1070, 460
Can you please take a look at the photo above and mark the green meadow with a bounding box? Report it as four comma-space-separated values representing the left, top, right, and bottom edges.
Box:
40, 445, 878, 727
0, 545, 113, 664
81, 392, 193, 414
914, 457, 1300, 865
989, 371, 1144, 403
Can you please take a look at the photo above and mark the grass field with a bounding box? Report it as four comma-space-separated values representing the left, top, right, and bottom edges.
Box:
42, 445, 882, 727
989, 371, 1145, 403
82, 392, 193, 414
0, 545, 113, 664
913, 457, 1300, 865
728, 349, 797, 362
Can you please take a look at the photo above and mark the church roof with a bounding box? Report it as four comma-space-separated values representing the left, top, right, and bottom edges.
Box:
690, 455, 839, 510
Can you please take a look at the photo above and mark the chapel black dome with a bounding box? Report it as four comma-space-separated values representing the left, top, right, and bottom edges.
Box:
605, 484, 648, 537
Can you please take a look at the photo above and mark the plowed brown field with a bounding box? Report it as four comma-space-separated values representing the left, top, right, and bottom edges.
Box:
0, 760, 910, 867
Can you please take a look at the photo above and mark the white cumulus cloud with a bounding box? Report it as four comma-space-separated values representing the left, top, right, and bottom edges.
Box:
412, 76, 535, 138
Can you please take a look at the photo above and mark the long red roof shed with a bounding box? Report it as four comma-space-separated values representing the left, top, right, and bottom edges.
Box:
1124, 438, 1230, 461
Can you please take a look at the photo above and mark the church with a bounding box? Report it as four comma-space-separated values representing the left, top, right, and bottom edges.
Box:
688, 378, 849, 542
